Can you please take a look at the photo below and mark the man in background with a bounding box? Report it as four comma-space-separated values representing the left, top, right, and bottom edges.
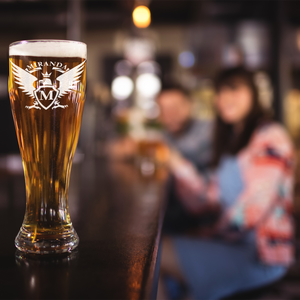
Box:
156, 85, 214, 233
157, 85, 212, 173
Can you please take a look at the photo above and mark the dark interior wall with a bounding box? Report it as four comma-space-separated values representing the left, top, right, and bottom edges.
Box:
0, 60, 19, 154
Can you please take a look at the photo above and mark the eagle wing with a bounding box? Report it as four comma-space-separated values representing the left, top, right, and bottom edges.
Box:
11, 61, 37, 98
56, 61, 85, 98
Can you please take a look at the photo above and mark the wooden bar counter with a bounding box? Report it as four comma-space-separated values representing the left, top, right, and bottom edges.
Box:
0, 156, 167, 299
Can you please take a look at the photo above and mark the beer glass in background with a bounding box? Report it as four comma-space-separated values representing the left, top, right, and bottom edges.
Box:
8, 40, 87, 254
137, 130, 170, 176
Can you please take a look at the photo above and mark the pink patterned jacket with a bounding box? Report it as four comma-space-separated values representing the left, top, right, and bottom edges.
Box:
172, 123, 295, 265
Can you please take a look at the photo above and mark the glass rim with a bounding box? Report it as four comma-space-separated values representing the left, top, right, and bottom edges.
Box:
9, 39, 87, 59
9, 39, 87, 48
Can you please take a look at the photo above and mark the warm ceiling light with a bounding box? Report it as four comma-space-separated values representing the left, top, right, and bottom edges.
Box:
132, 6, 151, 28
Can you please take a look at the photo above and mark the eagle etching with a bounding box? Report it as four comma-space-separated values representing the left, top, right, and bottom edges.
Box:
11, 60, 85, 110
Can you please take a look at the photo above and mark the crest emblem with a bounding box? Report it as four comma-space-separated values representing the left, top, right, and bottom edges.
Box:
11, 60, 85, 110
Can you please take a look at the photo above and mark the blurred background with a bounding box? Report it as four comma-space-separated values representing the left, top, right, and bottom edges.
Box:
0, 1, 300, 298
1, 0, 300, 204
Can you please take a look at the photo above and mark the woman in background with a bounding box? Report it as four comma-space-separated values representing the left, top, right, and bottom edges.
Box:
158, 67, 295, 300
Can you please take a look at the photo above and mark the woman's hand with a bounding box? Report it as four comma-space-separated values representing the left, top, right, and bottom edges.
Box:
167, 149, 206, 213
168, 149, 187, 172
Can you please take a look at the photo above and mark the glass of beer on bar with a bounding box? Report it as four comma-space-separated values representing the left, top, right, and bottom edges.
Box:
8, 40, 87, 254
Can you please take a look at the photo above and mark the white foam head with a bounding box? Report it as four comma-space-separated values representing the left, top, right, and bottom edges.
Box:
9, 40, 87, 59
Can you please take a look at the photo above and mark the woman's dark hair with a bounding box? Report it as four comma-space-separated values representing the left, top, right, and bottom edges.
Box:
211, 67, 272, 167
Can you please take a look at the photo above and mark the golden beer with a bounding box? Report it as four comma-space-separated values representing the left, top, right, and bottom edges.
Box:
8, 40, 87, 254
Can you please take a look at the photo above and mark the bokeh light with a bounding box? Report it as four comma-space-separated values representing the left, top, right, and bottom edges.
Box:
137, 61, 161, 75
141, 101, 160, 119
178, 51, 195, 68
132, 6, 151, 28
114, 60, 133, 76
111, 76, 134, 100
136, 73, 161, 98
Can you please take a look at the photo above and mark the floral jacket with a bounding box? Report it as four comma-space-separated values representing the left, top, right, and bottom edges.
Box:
172, 123, 295, 265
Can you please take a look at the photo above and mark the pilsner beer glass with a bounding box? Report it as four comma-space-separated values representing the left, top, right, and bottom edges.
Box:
8, 40, 87, 254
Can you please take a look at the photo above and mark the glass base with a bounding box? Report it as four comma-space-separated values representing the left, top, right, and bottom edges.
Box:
15, 226, 79, 255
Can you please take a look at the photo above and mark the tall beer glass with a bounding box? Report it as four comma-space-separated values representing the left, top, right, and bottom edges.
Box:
8, 40, 87, 254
